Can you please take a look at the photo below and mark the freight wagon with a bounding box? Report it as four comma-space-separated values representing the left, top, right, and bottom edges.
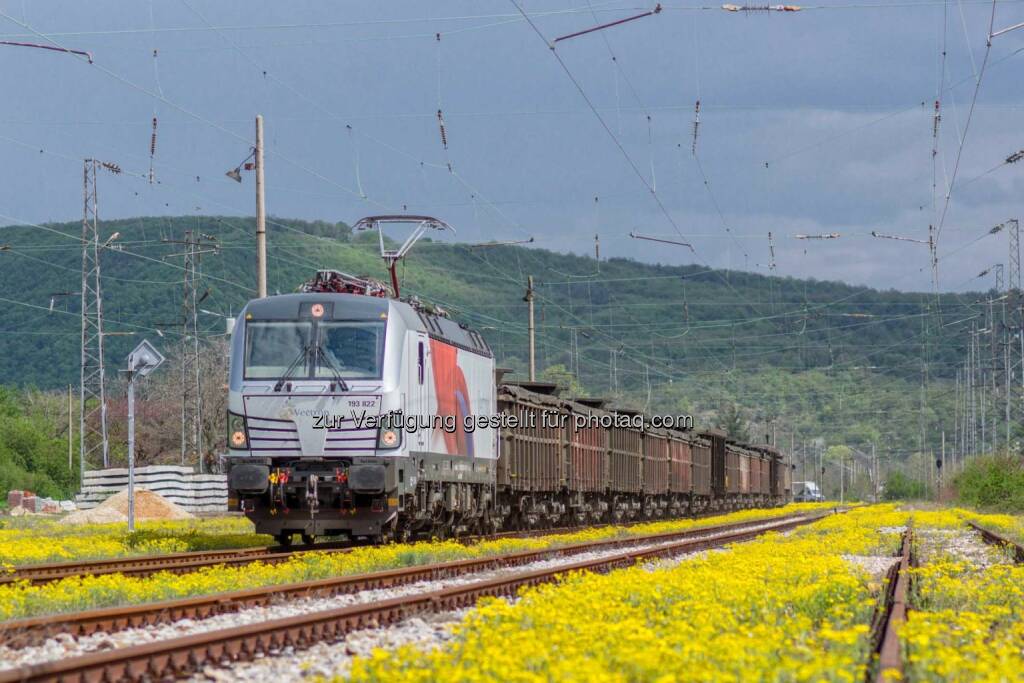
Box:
493, 383, 791, 529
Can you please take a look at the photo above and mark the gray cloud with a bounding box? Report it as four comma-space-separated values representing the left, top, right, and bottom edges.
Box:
0, 0, 1020, 293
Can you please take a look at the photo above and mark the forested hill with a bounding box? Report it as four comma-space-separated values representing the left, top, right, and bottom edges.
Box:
0, 215, 984, 454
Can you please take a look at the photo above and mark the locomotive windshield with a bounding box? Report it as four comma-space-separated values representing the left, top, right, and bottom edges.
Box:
244, 320, 385, 380
316, 322, 384, 379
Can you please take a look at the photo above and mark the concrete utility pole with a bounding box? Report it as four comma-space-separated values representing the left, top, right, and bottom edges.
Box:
524, 275, 535, 381
127, 367, 135, 532
872, 442, 877, 502
182, 233, 202, 470
255, 114, 267, 299
839, 450, 844, 504
941, 431, 946, 478
67, 385, 73, 472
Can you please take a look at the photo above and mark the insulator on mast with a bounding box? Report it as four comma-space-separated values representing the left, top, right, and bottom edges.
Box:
148, 117, 158, 184
691, 100, 701, 156
437, 109, 448, 150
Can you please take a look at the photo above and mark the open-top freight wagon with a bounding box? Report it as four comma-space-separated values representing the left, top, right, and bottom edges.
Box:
496, 383, 793, 529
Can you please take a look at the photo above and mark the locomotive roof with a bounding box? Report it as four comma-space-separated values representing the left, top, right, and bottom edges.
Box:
242, 293, 492, 358
244, 293, 389, 319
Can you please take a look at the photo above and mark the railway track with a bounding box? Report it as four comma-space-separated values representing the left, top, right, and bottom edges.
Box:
870, 527, 912, 683
0, 546, 285, 586
866, 520, 1020, 682
0, 511, 829, 676
0, 531, 544, 585
966, 521, 1024, 563
1, 507, 806, 586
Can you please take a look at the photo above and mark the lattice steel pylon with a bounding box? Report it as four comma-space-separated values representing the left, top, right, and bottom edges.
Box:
1010, 219, 1020, 296
1009, 219, 1022, 448
80, 159, 109, 475
164, 230, 217, 472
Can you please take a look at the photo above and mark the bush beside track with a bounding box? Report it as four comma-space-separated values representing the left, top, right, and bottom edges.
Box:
0, 516, 269, 567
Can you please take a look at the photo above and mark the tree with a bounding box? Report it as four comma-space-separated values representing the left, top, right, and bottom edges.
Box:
714, 402, 749, 442
106, 337, 230, 470
539, 364, 585, 397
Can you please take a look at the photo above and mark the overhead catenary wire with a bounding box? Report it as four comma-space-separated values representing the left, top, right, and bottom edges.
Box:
506, 0, 767, 378
173, 0, 538, 248
0, 1, 1007, 432
6, 126, 991, 378
933, 0, 999, 251
508, 0, 690, 247
0, 116, 921, 417
0, 6, 418, 218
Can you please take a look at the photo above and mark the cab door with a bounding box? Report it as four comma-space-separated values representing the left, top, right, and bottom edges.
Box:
408, 332, 430, 450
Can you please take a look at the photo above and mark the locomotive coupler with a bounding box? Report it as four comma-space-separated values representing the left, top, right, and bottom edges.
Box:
306, 474, 320, 517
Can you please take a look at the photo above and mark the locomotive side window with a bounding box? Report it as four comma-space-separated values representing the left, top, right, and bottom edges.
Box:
316, 322, 385, 379
418, 341, 424, 384
244, 322, 312, 379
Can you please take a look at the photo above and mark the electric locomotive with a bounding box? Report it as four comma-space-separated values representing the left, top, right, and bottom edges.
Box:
225, 217, 497, 545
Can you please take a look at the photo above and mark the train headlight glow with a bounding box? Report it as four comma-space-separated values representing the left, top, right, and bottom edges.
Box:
227, 411, 249, 449
377, 428, 401, 449
311, 303, 325, 318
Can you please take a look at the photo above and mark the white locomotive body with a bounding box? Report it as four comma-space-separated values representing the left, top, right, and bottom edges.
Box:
225, 291, 496, 544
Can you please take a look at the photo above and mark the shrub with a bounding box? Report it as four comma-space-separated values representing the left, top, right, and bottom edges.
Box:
0, 387, 78, 500
954, 454, 1024, 512
882, 470, 927, 501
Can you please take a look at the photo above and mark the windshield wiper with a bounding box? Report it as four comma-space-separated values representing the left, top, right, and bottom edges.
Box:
315, 344, 350, 392
273, 344, 311, 392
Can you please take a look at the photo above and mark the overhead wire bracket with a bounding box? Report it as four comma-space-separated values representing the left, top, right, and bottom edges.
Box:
629, 231, 695, 252
0, 40, 92, 62
552, 4, 662, 46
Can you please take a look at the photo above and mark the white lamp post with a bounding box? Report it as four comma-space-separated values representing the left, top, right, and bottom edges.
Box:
125, 340, 165, 532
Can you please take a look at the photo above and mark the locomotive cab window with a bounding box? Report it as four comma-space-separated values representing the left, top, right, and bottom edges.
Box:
316, 322, 385, 380
244, 320, 385, 380
244, 322, 312, 379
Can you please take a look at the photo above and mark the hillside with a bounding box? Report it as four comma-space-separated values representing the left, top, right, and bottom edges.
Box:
0, 215, 985, 458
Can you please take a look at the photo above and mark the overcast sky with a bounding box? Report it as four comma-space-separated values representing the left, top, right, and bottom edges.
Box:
0, 0, 1022, 293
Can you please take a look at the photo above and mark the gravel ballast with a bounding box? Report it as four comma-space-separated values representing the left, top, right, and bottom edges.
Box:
0, 518, 806, 673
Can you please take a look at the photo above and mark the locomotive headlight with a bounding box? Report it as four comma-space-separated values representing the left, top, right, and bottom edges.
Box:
228, 411, 249, 449
377, 428, 401, 449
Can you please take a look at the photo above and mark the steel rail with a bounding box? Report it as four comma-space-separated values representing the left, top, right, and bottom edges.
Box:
0, 546, 279, 586
0, 512, 826, 683
2, 506, 801, 586
966, 521, 1024, 563
1, 526, 585, 585
0, 512, 828, 650
872, 528, 912, 683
